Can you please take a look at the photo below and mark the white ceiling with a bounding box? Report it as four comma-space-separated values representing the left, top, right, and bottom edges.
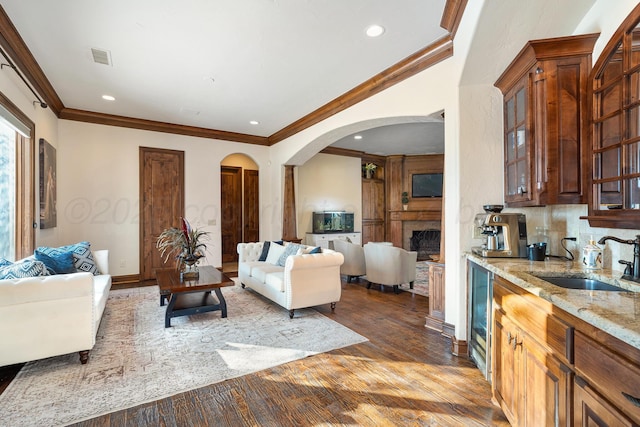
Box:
0, 0, 448, 155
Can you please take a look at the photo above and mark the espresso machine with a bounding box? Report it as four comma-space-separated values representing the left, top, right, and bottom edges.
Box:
472, 206, 528, 258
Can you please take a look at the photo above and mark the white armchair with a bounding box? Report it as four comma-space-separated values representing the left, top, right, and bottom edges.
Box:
332, 239, 366, 282
363, 243, 417, 294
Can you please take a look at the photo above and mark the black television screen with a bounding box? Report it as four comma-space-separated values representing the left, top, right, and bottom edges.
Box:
412, 173, 443, 198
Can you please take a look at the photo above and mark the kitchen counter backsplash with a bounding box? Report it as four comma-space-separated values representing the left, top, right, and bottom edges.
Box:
467, 253, 640, 351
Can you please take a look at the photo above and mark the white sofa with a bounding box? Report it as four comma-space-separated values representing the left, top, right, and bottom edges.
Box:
237, 242, 344, 318
0, 250, 111, 366
363, 243, 417, 294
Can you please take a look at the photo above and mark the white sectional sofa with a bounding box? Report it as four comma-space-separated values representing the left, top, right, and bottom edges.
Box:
237, 241, 344, 318
0, 250, 111, 366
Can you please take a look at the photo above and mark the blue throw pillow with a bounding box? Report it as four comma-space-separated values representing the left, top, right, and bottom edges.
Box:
0, 258, 12, 267
35, 249, 76, 275
309, 246, 322, 254
0, 260, 49, 279
38, 241, 101, 275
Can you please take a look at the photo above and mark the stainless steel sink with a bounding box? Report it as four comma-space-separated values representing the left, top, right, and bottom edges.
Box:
536, 276, 626, 291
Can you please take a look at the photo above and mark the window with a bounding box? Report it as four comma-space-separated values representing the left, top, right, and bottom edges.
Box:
0, 92, 35, 260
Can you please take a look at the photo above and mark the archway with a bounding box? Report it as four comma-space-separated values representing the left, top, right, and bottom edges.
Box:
220, 154, 259, 266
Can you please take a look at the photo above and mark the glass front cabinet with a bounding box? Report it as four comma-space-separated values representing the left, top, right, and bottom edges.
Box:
495, 34, 599, 207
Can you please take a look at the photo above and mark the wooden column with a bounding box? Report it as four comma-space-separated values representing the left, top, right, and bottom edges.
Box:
282, 165, 299, 242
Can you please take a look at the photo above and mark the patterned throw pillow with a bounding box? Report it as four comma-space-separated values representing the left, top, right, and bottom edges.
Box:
0, 260, 50, 279
37, 241, 101, 275
35, 249, 76, 275
0, 258, 12, 268
277, 243, 303, 267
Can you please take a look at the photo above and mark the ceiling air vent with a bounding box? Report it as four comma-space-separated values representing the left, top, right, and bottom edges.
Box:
91, 48, 112, 66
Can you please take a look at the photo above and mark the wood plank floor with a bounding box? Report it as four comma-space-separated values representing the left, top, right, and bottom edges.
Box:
3, 276, 509, 426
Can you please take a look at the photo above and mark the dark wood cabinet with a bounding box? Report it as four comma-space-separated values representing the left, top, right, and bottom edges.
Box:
361, 157, 386, 244
495, 34, 598, 207
586, 6, 640, 229
491, 273, 640, 426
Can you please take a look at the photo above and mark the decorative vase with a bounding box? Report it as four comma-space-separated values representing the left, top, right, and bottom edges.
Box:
403, 204, 408, 211
180, 253, 201, 280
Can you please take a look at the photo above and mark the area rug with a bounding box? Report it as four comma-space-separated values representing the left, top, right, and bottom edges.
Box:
0, 283, 367, 427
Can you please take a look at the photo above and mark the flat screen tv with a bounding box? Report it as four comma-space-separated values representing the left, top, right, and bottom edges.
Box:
412, 173, 443, 198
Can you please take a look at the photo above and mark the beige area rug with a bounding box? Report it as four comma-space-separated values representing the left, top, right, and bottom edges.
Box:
0, 282, 367, 427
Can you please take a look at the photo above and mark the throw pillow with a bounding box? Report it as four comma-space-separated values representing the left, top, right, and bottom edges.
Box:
38, 241, 102, 275
308, 246, 322, 254
0, 258, 12, 267
258, 241, 271, 261
277, 243, 303, 267
265, 242, 286, 265
0, 260, 49, 280
35, 249, 76, 275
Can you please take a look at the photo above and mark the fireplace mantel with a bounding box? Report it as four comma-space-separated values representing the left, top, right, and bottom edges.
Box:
389, 210, 441, 221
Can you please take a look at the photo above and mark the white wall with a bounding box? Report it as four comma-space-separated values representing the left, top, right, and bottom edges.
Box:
297, 153, 361, 239
56, 120, 271, 274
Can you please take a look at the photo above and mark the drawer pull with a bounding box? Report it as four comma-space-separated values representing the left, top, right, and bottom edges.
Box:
622, 392, 640, 407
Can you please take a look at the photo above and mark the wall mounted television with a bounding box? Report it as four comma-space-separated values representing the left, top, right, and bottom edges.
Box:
412, 173, 443, 198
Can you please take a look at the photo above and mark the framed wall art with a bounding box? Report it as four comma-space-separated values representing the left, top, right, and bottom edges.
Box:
39, 138, 56, 229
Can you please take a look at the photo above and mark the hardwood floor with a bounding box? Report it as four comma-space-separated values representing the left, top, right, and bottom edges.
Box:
3, 276, 509, 426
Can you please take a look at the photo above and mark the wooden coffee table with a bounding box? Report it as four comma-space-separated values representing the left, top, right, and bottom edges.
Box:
155, 265, 234, 328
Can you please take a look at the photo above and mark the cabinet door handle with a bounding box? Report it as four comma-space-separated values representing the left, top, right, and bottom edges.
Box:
507, 331, 513, 344
622, 392, 640, 407
512, 337, 522, 351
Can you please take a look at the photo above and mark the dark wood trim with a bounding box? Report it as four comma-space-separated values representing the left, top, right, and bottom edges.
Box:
441, 322, 469, 357
111, 274, 141, 286
442, 321, 455, 339
441, 0, 468, 37
282, 165, 298, 241
268, 36, 453, 144
425, 315, 445, 333
60, 108, 269, 145
319, 146, 366, 158
0, 5, 64, 114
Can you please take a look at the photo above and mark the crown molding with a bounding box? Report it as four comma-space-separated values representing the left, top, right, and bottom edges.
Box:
0, 6, 64, 114
0, 2, 464, 146
59, 108, 269, 145
267, 35, 453, 145
441, 0, 468, 37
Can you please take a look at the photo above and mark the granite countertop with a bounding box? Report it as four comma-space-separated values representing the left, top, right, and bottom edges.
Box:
467, 253, 640, 351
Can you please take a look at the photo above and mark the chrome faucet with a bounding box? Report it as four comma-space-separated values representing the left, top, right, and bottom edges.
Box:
597, 235, 640, 282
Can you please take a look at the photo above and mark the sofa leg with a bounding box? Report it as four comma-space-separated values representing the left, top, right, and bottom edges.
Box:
393, 285, 400, 294
289, 309, 295, 319
366, 281, 372, 289
79, 350, 90, 364
410, 281, 414, 290
241, 283, 245, 288
330, 302, 336, 312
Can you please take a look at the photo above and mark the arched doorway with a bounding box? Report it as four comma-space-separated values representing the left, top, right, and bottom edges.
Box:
220, 154, 259, 264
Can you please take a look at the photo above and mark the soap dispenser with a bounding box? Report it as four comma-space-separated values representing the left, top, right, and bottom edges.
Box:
582, 238, 602, 269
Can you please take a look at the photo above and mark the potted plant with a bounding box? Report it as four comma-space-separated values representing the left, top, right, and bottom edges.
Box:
156, 217, 210, 279
363, 162, 377, 179
401, 191, 409, 210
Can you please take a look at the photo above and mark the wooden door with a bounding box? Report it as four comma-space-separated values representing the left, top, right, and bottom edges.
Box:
493, 310, 519, 426
243, 169, 259, 243
140, 147, 184, 281
221, 166, 242, 262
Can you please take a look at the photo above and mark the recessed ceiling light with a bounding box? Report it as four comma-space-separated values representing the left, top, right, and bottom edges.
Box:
250, 120, 259, 125
365, 24, 385, 38
354, 135, 363, 140
102, 95, 115, 101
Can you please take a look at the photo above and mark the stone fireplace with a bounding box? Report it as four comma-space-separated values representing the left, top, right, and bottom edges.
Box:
402, 220, 441, 260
